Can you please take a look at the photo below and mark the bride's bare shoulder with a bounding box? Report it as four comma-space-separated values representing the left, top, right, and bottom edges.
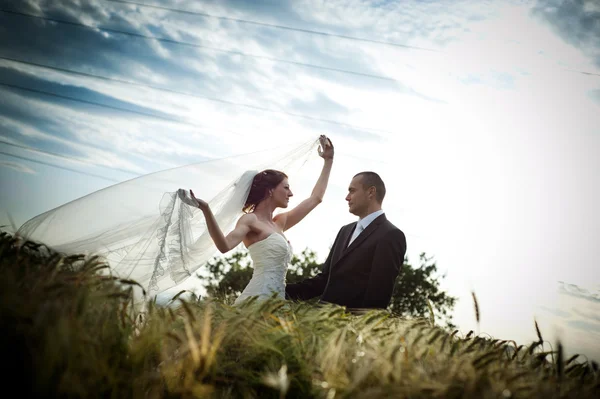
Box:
237, 213, 258, 226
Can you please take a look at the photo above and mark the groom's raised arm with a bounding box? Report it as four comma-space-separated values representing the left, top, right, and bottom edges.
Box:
285, 228, 341, 300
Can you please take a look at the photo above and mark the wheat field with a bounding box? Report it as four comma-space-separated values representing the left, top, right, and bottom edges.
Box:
0, 231, 598, 398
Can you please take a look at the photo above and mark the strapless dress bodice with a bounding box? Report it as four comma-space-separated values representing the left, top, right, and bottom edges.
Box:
233, 233, 292, 306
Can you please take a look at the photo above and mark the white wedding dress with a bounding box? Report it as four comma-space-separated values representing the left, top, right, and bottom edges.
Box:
233, 233, 292, 306
16, 139, 319, 305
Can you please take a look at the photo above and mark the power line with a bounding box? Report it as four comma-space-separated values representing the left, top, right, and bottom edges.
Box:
0, 136, 430, 235
0, 139, 140, 176
0, 56, 393, 136
2, 9, 593, 151
0, 139, 309, 184
0, 9, 399, 84
0, 138, 310, 185
562, 68, 600, 77
0, 150, 430, 241
0, 81, 223, 132
1, 148, 434, 242
0, 74, 394, 174
0, 138, 318, 184
105, 0, 439, 52
2, 7, 597, 85
1, 136, 393, 184
105, 0, 600, 78
0, 150, 122, 182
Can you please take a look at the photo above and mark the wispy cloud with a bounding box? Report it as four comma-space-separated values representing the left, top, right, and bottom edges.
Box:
559, 281, 600, 304
539, 305, 571, 319
572, 307, 600, 324
588, 88, 600, 103
0, 160, 36, 174
0, 0, 483, 158
531, 0, 600, 67
566, 319, 600, 335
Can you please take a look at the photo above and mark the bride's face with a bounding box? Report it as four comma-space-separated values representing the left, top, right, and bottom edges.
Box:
272, 178, 293, 208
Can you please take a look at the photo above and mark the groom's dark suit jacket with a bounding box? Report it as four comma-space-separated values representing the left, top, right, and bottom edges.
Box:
286, 214, 406, 309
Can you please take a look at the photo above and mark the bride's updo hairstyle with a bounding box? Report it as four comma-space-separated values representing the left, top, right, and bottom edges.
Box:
243, 169, 288, 213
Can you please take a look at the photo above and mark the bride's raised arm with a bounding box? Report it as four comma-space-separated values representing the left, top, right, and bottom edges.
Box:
275, 135, 334, 231
189, 189, 255, 253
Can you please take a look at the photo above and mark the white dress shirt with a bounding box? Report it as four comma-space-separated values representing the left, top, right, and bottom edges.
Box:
347, 210, 385, 247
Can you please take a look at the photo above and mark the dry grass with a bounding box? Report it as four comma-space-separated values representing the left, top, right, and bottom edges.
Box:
1, 231, 598, 398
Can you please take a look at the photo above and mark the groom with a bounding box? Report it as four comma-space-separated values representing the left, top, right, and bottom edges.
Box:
286, 172, 406, 310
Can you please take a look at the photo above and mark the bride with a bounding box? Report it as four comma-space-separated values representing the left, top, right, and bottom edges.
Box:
182, 135, 334, 305
16, 135, 333, 305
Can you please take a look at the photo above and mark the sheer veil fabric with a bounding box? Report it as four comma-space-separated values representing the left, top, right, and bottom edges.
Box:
17, 138, 321, 304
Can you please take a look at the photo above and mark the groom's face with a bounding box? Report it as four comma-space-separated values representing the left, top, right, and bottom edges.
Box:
346, 176, 369, 216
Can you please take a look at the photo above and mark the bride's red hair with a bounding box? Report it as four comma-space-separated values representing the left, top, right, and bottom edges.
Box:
243, 169, 288, 213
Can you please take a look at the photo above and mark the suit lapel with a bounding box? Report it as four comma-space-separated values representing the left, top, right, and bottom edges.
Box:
335, 214, 386, 265
343, 222, 358, 248
334, 222, 356, 264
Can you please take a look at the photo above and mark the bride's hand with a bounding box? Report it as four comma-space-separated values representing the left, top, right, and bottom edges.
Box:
318, 134, 334, 160
189, 189, 209, 211
177, 188, 197, 207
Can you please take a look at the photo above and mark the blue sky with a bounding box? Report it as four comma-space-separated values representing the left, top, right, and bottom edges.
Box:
1, 0, 599, 360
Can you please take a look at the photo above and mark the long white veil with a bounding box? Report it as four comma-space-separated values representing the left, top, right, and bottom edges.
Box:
17, 138, 321, 303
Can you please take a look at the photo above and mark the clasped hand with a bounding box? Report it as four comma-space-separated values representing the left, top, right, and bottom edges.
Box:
318, 134, 334, 160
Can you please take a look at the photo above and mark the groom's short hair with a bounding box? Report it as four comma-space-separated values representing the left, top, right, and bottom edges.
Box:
354, 172, 386, 203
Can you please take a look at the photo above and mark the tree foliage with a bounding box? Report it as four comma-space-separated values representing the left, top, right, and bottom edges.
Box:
388, 253, 457, 329
202, 248, 457, 328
